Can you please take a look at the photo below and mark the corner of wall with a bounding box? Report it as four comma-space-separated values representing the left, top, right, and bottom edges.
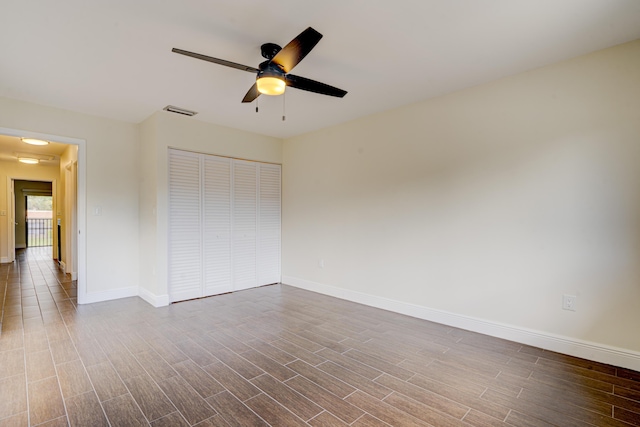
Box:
138, 287, 169, 308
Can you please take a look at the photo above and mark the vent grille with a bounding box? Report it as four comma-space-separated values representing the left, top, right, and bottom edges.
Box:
163, 105, 198, 117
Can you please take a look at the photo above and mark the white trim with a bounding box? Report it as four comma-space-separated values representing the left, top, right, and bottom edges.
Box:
282, 276, 640, 372
138, 287, 170, 308
0, 257, 9, 263
82, 286, 139, 304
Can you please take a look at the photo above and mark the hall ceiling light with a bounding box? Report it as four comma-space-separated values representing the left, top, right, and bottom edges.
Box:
21, 137, 50, 146
18, 157, 40, 164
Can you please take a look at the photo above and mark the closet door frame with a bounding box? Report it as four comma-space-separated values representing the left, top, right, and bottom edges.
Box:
168, 148, 281, 303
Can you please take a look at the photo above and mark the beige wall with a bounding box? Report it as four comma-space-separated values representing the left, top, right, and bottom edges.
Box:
138, 111, 282, 304
282, 40, 640, 355
0, 98, 140, 297
58, 144, 79, 275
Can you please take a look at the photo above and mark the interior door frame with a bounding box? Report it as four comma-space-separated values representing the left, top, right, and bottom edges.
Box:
0, 127, 87, 304
8, 179, 15, 262
11, 180, 56, 251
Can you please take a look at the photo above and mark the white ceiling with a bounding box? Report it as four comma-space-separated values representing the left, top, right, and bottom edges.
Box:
1, 0, 639, 139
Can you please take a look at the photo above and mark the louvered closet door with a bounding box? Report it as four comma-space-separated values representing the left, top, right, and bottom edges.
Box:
168, 150, 202, 302
203, 156, 232, 296
258, 163, 281, 285
232, 160, 258, 291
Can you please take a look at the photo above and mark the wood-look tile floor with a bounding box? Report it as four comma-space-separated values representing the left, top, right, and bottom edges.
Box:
1, 249, 640, 426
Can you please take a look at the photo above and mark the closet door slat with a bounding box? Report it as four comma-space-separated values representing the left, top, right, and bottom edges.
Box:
168, 149, 202, 302
232, 160, 258, 291
258, 163, 281, 286
203, 155, 232, 296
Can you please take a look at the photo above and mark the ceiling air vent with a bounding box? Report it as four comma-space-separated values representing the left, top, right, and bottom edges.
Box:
163, 105, 198, 117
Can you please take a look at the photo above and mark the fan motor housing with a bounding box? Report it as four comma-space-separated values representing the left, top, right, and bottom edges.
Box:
261, 43, 282, 59
258, 61, 285, 76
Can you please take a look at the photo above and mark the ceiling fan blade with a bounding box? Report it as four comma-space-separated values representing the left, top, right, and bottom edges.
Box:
270, 27, 323, 73
172, 48, 259, 73
285, 74, 347, 98
242, 83, 261, 103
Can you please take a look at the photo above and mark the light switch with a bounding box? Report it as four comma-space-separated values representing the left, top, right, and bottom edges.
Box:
93, 206, 102, 216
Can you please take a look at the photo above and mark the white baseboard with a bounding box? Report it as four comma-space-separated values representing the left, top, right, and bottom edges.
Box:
0, 257, 9, 264
138, 287, 170, 308
15, 244, 26, 249
81, 286, 139, 305
71, 271, 77, 281
282, 275, 640, 372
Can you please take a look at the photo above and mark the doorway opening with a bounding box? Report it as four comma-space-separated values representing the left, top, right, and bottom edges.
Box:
14, 181, 54, 249
26, 194, 53, 248
1, 127, 86, 303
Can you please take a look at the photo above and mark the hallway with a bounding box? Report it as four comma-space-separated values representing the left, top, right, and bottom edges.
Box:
0, 247, 76, 332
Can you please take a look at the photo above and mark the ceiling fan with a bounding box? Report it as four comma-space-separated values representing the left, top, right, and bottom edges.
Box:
172, 27, 347, 103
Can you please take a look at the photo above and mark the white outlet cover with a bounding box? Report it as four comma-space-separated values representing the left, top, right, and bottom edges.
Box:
562, 295, 577, 311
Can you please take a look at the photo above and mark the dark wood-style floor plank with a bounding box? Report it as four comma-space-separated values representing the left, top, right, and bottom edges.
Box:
101, 394, 148, 426
202, 361, 262, 401
345, 390, 428, 427
206, 390, 268, 427
85, 361, 129, 402
317, 361, 392, 400
245, 393, 308, 427
158, 375, 217, 425
251, 374, 324, 422
173, 359, 226, 399
73, 392, 116, 427
308, 411, 350, 427
286, 359, 356, 398
28, 376, 66, 425
286, 376, 365, 424
377, 374, 471, 419
124, 374, 177, 422
0, 374, 27, 420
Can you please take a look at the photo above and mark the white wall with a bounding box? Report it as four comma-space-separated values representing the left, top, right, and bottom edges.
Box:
282, 40, 640, 368
138, 113, 158, 304
138, 111, 282, 306
0, 97, 140, 298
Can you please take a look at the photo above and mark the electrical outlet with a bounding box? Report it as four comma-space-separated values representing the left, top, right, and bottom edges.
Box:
562, 295, 577, 311
318, 259, 325, 268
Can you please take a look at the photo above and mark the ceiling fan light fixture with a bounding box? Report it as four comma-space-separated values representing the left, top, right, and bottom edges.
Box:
21, 137, 50, 146
256, 76, 286, 96
18, 157, 40, 164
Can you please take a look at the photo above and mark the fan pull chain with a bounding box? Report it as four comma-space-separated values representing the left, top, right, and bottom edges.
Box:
256, 97, 259, 113
282, 92, 286, 121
